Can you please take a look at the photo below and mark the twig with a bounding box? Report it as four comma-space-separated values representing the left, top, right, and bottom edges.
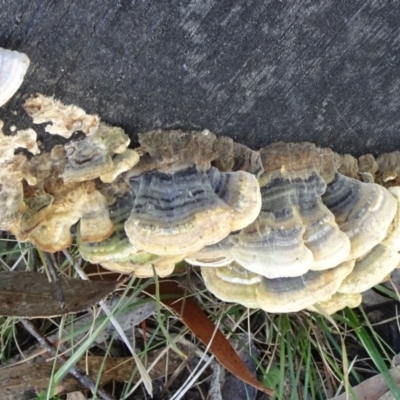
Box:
19, 318, 116, 400
43, 251, 65, 309
208, 361, 224, 400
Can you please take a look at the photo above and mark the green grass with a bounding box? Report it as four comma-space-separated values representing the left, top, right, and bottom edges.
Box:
1, 237, 400, 399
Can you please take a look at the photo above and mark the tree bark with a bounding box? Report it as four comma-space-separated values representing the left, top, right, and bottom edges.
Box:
1, 0, 400, 156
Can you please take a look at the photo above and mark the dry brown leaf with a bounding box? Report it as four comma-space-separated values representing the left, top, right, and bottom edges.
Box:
0, 352, 182, 399
145, 281, 274, 397
220, 336, 259, 400
0, 271, 119, 317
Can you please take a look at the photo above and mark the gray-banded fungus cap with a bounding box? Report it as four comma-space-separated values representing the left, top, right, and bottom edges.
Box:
231, 142, 350, 278
62, 138, 113, 182
201, 263, 263, 309
125, 165, 235, 255
77, 180, 185, 277
78, 186, 137, 263
78, 190, 114, 243
202, 260, 354, 313
322, 173, 397, 259
123, 130, 261, 256
206, 168, 262, 231
248, 260, 355, 313
0, 48, 30, 107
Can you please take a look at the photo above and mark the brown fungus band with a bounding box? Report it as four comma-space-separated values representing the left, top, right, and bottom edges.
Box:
1, 47, 400, 314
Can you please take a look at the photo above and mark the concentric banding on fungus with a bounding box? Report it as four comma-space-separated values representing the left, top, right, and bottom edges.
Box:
206, 168, 262, 231
61, 124, 135, 183
202, 260, 354, 313
124, 165, 234, 255
78, 189, 156, 265
231, 171, 350, 278
322, 173, 397, 259
2, 97, 400, 317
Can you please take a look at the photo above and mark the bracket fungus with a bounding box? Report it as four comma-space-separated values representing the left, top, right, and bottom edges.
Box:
78, 182, 160, 267
8, 144, 114, 252
0, 48, 30, 107
1, 47, 400, 314
123, 130, 262, 256
190, 142, 400, 313
19, 181, 114, 252
77, 180, 186, 276
321, 172, 397, 260
375, 151, 400, 183
221, 143, 352, 278
307, 293, 363, 315
185, 235, 235, 267
0, 124, 39, 232
24, 93, 100, 138
0, 124, 399, 314
61, 123, 139, 183
338, 244, 399, 294
201, 260, 355, 313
